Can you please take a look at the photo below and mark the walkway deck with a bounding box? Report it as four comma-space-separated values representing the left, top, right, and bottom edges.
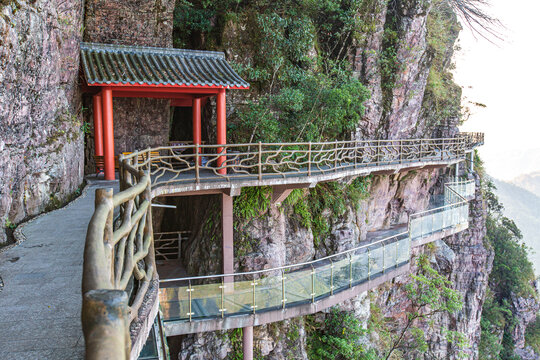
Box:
0, 181, 116, 360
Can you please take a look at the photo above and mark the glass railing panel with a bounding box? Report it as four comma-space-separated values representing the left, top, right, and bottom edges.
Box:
313, 263, 332, 298
256, 275, 283, 312
433, 211, 443, 233
158, 286, 190, 322
333, 257, 352, 291
189, 282, 222, 319
397, 237, 410, 264
369, 245, 383, 278
351, 250, 368, 283
224, 280, 253, 316
285, 268, 314, 305
384, 241, 398, 271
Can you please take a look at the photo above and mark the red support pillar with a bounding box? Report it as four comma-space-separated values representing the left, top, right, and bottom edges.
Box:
216, 88, 227, 175
221, 193, 234, 278
102, 87, 115, 180
193, 97, 202, 163
92, 94, 104, 172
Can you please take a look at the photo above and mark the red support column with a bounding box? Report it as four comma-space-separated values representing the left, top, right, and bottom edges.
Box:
216, 89, 227, 175
193, 97, 202, 163
102, 87, 115, 180
221, 193, 234, 278
93, 94, 104, 173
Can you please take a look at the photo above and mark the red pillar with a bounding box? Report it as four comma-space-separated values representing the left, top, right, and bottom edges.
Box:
216, 89, 227, 175
93, 94, 104, 172
193, 97, 202, 163
102, 87, 115, 180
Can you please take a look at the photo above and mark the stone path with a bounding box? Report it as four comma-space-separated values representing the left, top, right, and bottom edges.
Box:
0, 181, 116, 360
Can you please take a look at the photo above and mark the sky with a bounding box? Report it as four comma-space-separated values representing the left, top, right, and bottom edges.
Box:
455, 0, 540, 180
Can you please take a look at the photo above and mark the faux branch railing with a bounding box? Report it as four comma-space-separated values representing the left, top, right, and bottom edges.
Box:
82, 161, 156, 360
122, 134, 481, 187
158, 179, 475, 324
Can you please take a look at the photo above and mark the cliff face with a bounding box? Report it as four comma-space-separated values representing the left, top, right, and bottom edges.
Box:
0, 0, 84, 244
82, 0, 174, 173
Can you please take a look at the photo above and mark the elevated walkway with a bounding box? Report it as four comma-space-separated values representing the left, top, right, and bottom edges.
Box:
158, 179, 474, 336
81, 133, 482, 359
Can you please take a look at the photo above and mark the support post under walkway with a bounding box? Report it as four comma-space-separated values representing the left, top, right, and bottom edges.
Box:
221, 193, 234, 280
243, 326, 253, 360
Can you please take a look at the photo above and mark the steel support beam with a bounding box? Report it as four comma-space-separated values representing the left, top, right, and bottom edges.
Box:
455, 161, 460, 182
102, 87, 115, 180
243, 326, 253, 360
470, 151, 474, 172
271, 183, 315, 205
217, 89, 227, 175
92, 94, 104, 170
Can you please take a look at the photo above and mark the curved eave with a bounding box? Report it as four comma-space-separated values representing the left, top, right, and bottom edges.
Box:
84, 82, 250, 90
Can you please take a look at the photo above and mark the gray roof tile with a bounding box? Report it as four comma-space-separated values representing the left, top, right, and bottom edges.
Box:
80, 42, 249, 89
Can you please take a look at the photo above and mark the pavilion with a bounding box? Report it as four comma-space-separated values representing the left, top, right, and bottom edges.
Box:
80, 42, 249, 180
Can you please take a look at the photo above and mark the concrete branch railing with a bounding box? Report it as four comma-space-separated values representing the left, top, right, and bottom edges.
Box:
158, 179, 475, 332
82, 163, 156, 360
122, 134, 482, 189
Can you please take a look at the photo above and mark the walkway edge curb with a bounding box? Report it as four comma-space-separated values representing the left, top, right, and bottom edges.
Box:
0, 183, 92, 255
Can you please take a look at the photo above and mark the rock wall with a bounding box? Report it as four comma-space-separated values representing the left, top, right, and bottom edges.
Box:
0, 0, 84, 244
83, 0, 174, 172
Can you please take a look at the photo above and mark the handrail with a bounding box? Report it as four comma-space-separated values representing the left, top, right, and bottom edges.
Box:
120, 134, 482, 189
158, 179, 475, 325
160, 232, 408, 283
82, 157, 156, 360
82, 133, 482, 357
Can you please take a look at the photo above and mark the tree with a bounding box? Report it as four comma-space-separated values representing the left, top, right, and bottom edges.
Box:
382, 254, 467, 359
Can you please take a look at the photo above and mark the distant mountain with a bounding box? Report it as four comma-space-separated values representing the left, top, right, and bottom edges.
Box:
512, 171, 540, 198
492, 178, 540, 275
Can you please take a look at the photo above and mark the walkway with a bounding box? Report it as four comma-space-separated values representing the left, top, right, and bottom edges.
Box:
0, 181, 116, 360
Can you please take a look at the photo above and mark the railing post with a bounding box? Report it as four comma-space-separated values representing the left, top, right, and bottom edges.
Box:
377, 140, 380, 166
367, 248, 371, 280
334, 142, 338, 171
82, 290, 130, 360
258, 142, 262, 181
354, 140, 358, 169
281, 269, 286, 310
395, 240, 398, 268
220, 278, 225, 319
382, 243, 386, 274
187, 280, 193, 322
308, 142, 312, 176
330, 259, 334, 296
311, 265, 316, 303
251, 279, 257, 315
195, 143, 200, 184
348, 253, 353, 288
399, 140, 403, 164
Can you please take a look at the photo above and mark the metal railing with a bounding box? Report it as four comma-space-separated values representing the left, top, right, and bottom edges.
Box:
82, 133, 482, 357
160, 233, 410, 322
154, 231, 190, 261
82, 159, 156, 360
158, 179, 475, 324
122, 134, 481, 188
409, 179, 473, 241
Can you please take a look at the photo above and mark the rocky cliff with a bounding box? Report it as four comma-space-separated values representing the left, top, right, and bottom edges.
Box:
0, 0, 84, 244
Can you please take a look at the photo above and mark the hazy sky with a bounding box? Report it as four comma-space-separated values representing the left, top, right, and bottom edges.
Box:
455, 0, 540, 180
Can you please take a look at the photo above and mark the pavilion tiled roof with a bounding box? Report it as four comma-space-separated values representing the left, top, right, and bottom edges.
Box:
80, 42, 249, 89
